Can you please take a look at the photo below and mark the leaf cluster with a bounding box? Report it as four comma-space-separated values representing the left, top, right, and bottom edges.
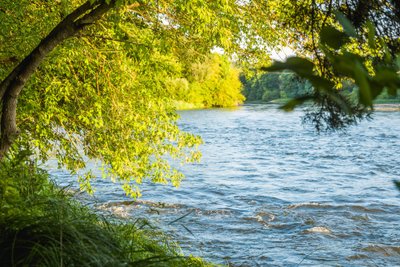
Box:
264, 12, 400, 131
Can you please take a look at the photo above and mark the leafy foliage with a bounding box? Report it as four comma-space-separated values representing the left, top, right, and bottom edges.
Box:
266, 0, 400, 59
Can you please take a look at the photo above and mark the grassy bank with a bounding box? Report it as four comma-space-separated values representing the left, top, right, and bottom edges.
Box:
0, 152, 212, 267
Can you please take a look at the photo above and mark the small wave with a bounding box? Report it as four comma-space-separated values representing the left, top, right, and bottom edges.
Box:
202, 209, 233, 216
192, 208, 233, 217
269, 222, 302, 230
287, 202, 332, 209
255, 211, 276, 222
242, 212, 276, 226
362, 245, 400, 256
110, 206, 130, 218
98, 200, 185, 209
303, 226, 332, 234
350, 214, 370, 221
96, 200, 188, 217
97, 200, 136, 208
349, 205, 385, 213
96, 205, 131, 218
287, 202, 386, 214
347, 254, 369, 260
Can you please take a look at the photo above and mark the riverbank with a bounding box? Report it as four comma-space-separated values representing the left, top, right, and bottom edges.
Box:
0, 158, 212, 267
373, 103, 400, 111
173, 100, 243, 110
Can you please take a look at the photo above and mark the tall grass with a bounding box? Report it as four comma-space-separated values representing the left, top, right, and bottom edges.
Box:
0, 149, 212, 267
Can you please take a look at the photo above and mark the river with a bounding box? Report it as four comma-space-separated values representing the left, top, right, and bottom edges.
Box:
50, 104, 400, 266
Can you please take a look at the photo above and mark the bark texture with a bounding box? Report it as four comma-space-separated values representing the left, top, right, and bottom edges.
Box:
0, 0, 116, 160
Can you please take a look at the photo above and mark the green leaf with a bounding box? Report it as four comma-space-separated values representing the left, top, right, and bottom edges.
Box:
320, 25, 349, 50
279, 95, 314, 111
379, 39, 393, 63
374, 69, 400, 85
366, 21, 376, 49
373, 68, 400, 96
263, 57, 314, 76
334, 11, 357, 37
330, 52, 364, 77
368, 80, 384, 99
354, 62, 372, 106
307, 75, 335, 90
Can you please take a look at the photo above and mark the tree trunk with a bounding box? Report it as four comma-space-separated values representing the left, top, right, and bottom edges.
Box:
0, 0, 116, 160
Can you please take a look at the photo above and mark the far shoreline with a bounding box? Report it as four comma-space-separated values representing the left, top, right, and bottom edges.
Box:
373, 103, 400, 111
244, 99, 400, 111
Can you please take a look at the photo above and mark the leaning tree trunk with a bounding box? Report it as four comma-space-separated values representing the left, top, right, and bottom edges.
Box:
0, 0, 116, 160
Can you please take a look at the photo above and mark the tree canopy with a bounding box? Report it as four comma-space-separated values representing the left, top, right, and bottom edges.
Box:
0, 0, 275, 197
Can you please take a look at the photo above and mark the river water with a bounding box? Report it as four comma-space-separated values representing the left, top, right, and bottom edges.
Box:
50, 104, 400, 266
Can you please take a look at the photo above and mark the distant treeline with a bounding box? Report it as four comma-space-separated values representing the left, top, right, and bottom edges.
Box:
241, 72, 312, 102
241, 72, 400, 103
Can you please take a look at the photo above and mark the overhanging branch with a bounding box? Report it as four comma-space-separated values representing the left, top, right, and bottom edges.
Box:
0, 0, 116, 159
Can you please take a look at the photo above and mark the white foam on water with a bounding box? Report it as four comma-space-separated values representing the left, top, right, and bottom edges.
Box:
304, 226, 332, 234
